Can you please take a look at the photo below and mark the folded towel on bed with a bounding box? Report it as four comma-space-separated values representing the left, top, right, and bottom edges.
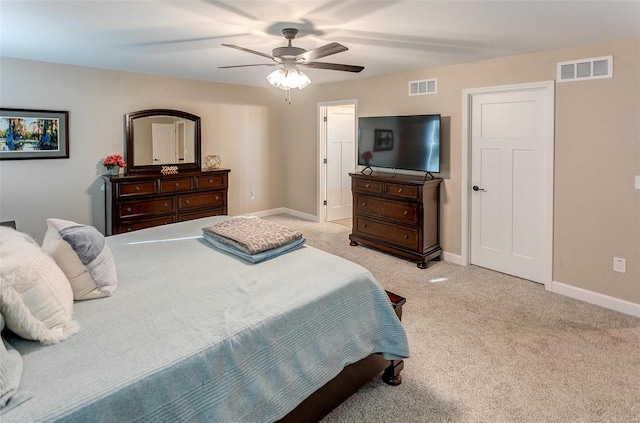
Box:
202, 232, 306, 263
202, 216, 303, 255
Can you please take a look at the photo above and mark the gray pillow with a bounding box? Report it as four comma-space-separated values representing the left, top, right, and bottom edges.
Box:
42, 219, 118, 301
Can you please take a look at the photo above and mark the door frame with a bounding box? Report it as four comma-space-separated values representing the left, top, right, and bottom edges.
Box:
317, 99, 358, 222
461, 81, 555, 288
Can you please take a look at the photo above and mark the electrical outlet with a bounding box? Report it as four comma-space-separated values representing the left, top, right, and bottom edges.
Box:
250, 190, 255, 200
613, 257, 626, 273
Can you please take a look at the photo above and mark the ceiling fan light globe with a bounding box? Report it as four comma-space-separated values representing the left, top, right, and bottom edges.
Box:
281, 68, 311, 90
268, 67, 311, 91
295, 70, 311, 89
267, 68, 286, 88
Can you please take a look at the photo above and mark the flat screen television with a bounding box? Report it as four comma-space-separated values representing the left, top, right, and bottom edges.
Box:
357, 114, 441, 174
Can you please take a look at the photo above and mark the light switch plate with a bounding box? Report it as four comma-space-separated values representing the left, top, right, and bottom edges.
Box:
635, 176, 640, 190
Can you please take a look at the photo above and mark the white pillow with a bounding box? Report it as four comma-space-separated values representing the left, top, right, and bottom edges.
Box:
0, 226, 78, 345
0, 312, 24, 410
42, 218, 118, 301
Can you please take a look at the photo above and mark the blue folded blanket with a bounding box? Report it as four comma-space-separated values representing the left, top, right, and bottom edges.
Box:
202, 232, 306, 263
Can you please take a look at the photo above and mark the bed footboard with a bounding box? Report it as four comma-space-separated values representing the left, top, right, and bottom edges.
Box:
278, 290, 406, 422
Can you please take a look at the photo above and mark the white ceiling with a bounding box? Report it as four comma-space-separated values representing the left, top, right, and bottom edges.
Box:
1, 1, 639, 88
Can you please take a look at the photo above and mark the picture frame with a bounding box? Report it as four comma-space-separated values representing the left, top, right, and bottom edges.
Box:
373, 129, 394, 151
0, 108, 69, 160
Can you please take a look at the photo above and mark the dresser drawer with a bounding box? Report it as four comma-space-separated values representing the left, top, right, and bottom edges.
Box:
354, 217, 419, 250
160, 178, 193, 193
353, 179, 383, 194
355, 195, 419, 224
384, 183, 419, 200
178, 191, 225, 211
119, 198, 175, 218
117, 216, 176, 234
117, 181, 157, 197
196, 174, 227, 190
178, 208, 225, 222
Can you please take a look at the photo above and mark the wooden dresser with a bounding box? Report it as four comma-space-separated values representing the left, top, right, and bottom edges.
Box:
103, 169, 229, 235
349, 172, 441, 268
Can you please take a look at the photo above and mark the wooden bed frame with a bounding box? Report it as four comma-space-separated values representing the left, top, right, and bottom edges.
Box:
279, 291, 406, 422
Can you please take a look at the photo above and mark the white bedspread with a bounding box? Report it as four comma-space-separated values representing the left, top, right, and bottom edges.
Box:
4, 216, 409, 423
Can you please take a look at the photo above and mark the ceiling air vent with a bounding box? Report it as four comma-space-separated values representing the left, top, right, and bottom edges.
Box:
409, 78, 437, 96
557, 55, 613, 82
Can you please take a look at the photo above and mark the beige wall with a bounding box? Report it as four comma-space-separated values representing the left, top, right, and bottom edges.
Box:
281, 37, 639, 304
0, 58, 285, 241
1, 37, 638, 306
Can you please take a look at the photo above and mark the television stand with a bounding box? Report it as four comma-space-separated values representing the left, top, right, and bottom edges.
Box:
349, 172, 442, 269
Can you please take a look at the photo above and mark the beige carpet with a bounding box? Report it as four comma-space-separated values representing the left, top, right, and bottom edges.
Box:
264, 214, 640, 423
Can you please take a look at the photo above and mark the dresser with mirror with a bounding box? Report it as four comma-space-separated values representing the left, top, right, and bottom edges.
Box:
103, 109, 229, 235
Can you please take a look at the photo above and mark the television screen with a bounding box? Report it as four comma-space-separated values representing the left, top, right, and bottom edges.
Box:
357, 114, 440, 173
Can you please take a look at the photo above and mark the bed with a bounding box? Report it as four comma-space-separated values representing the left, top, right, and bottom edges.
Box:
0, 216, 409, 422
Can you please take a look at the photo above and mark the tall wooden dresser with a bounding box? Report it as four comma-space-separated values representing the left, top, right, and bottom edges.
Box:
103, 169, 229, 235
349, 172, 441, 268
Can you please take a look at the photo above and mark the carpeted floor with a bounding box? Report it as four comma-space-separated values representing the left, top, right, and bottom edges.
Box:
264, 214, 640, 423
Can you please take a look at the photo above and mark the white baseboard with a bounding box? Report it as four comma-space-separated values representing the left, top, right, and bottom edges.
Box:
442, 251, 464, 266
247, 208, 318, 222
549, 281, 640, 317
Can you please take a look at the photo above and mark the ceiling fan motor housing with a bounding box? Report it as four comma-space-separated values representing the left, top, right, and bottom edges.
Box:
272, 46, 307, 62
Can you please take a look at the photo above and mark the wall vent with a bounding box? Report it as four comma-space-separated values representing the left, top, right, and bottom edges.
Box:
409, 78, 437, 96
557, 55, 613, 82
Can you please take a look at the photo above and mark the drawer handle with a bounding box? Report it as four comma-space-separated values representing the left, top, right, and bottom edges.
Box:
135, 186, 140, 191
127, 227, 132, 232
403, 210, 409, 216
126, 207, 131, 212
362, 224, 367, 228
174, 182, 180, 187
398, 188, 403, 193
404, 234, 409, 239
164, 202, 168, 208
215, 196, 220, 200
365, 183, 370, 188
185, 200, 190, 205
362, 202, 367, 207
208, 179, 214, 183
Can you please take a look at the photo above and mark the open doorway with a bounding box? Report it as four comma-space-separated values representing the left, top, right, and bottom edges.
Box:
317, 100, 357, 223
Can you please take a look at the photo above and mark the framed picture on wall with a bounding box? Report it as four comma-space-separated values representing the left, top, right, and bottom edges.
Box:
373, 129, 394, 151
0, 108, 69, 160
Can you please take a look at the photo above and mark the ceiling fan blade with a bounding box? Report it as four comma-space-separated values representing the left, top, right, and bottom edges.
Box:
300, 62, 364, 73
218, 63, 276, 69
222, 44, 274, 60
298, 42, 348, 62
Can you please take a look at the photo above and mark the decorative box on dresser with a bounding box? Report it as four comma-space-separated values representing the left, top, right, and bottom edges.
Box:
103, 169, 230, 235
349, 172, 441, 269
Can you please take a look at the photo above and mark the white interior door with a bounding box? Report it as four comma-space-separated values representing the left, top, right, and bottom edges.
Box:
325, 105, 355, 221
470, 87, 552, 283
152, 123, 176, 164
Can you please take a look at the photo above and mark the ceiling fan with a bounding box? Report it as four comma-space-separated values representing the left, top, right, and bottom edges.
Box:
219, 28, 364, 100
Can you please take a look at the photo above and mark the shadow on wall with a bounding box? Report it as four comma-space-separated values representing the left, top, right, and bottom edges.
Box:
88, 174, 107, 235
439, 116, 451, 180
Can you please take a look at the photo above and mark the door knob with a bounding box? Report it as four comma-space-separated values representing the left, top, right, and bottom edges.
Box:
472, 185, 486, 192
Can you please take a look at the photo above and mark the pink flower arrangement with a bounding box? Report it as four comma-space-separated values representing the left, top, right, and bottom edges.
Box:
361, 151, 373, 161
103, 154, 126, 170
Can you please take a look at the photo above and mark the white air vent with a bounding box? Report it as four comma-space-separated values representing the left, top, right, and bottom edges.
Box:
409, 78, 437, 96
557, 55, 613, 82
